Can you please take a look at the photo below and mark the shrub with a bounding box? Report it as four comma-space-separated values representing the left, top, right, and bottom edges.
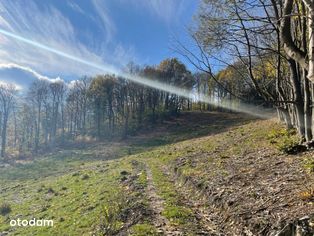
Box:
94, 194, 128, 235
268, 128, 300, 154
96, 204, 123, 235
0, 202, 11, 216
81, 174, 90, 180
277, 135, 300, 154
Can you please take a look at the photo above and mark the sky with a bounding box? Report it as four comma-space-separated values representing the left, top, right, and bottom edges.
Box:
0, 0, 199, 89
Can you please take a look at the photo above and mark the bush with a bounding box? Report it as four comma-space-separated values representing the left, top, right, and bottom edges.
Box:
0, 202, 11, 216
277, 135, 300, 154
94, 194, 128, 235
268, 128, 300, 154
81, 174, 90, 180
96, 204, 123, 235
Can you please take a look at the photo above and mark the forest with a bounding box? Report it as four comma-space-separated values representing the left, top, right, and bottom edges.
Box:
0, 56, 262, 159
0, 0, 314, 235
1, 0, 314, 159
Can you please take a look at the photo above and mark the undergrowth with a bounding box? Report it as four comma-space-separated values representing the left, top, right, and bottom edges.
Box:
268, 128, 300, 154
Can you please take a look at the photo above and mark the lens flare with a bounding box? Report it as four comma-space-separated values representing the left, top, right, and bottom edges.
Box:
0, 28, 272, 119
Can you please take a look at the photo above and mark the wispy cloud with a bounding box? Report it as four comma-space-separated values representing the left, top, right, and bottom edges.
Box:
67, 1, 85, 15
91, 0, 116, 44
0, 63, 60, 82
0, 0, 106, 77
0, 0, 190, 82
0, 0, 137, 79
0, 63, 64, 90
122, 0, 189, 24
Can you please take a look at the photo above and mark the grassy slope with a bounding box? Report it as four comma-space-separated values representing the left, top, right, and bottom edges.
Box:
0, 112, 313, 235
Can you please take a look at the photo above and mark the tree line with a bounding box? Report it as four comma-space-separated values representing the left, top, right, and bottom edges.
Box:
1, 58, 258, 159
3, 0, 314, 158
175, 0, 314, 145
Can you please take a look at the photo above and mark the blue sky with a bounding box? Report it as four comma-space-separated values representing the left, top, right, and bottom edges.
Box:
0, 0, 199, 87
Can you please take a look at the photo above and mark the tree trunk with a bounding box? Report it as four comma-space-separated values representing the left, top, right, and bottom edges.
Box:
304, 72, 312, 141
289, 59, 305, 139
305, 2, 314, 82
1, 115, 8, 158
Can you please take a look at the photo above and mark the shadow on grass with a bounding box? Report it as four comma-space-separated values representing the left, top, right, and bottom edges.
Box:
0, 111, 261, 181
130, 111, 260, 148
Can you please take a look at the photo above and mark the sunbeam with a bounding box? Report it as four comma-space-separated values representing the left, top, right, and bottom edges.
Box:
0, 28, 272, 119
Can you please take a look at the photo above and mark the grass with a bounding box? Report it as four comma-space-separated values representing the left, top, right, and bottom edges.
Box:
0, 112, 312, 235
267, 128, 300, 153
304, 159, 314, 173
95, 201, 125, 235
130, 223, 160, 236
162, 206, 192, 225
136, 171, 148, 188
0, 159, 132, 235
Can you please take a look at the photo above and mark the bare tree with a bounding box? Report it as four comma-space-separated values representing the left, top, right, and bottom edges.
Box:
29, 80, 49, 151
0, 83, 17, 158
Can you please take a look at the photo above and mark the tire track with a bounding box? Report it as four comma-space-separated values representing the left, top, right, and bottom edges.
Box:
145, 165, 183, 235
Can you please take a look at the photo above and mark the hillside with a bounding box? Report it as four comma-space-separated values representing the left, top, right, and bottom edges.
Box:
0, 112, 313, 235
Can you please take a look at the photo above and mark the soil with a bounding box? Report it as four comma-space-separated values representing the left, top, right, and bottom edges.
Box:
145, 165, 183, 235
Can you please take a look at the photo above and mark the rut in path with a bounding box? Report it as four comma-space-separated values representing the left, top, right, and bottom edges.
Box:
145, 165, 183, 236
161, 165, 221, 236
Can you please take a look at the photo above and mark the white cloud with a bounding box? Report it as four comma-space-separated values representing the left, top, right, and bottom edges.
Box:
0, 63, 55, 81
0, 1, 106, 77
0, 63, 66, 90
0, 0, 138, 79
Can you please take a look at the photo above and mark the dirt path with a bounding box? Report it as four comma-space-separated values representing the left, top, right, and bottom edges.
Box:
161, 165, 221, 236
145, 165, 183, 235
